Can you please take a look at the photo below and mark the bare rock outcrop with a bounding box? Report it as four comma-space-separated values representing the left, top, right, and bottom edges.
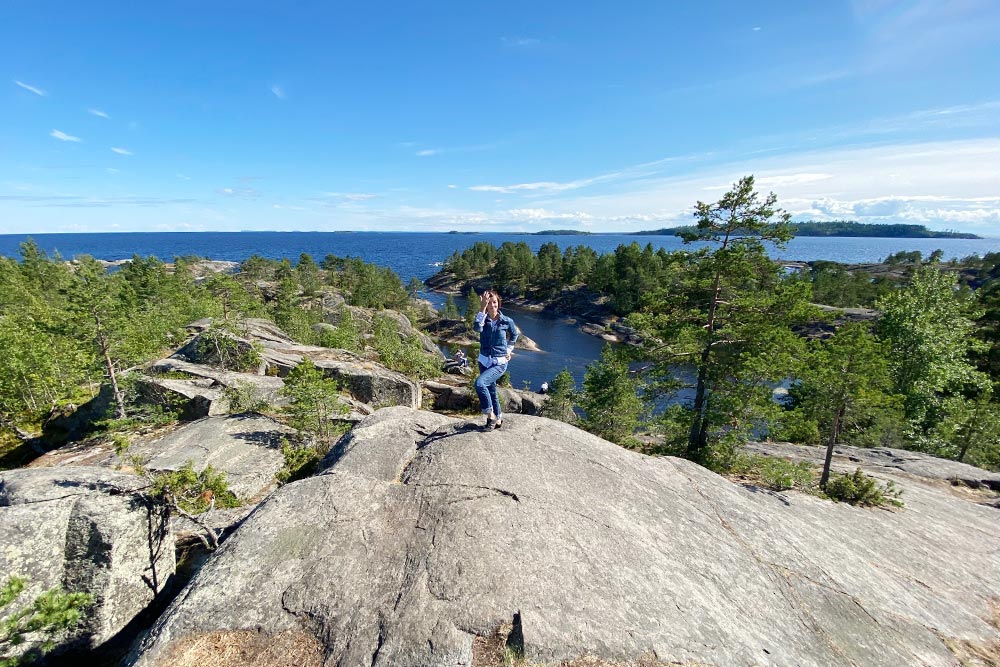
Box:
747, 440, 1000, 491
0, 467, 174, 658
172, 318, 422, 409
142, 359, 288, 417
30, 415, 295, 505
125, 415, 295, 503
129, 408, 1000, 667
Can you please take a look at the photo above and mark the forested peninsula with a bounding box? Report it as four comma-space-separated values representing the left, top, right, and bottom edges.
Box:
631, 220, 980, 238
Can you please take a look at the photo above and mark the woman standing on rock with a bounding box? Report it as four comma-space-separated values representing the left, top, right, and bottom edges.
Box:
473, 289, 520, 431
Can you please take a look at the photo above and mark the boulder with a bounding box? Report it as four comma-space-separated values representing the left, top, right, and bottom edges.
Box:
314, 359, 421, 409
126, 415, 295, 503
129, 408, 1000, 666
0, 467, 174, 658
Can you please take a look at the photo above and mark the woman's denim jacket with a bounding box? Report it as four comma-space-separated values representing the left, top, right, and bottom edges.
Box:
474, 311, 520, 363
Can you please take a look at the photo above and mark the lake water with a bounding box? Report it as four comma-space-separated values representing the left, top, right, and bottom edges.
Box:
3, 231, 999, 392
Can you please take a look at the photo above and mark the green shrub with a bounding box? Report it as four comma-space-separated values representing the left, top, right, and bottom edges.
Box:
318, 310, 362, 352
824, 468, 904, 507
372, 316, 440, 380
277, 438, 320, 484
726, 453, 815, 491
0, 576, 93, 666
150, 461, 240, 513
222, 381, 268, 414
195, 326, 262, 372
770, 410, 820, 445
110, 433, 131, 459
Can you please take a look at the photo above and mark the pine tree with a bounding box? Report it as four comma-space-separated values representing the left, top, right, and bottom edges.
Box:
463, 286, 479, 327
579, 346, 644, 446
280, 360, 344, 445
631, 176, 812, 463
792, 323, 898, 487
540, 369, 577, 423
0, 576, 93, 665
442, 294, 460, 320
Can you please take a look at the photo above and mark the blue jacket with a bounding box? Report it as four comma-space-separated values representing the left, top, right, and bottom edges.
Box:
474, 311, 520, 359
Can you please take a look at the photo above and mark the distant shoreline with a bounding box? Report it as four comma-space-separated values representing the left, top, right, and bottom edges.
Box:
626, 221, 981, 240
0, 227, 990, 239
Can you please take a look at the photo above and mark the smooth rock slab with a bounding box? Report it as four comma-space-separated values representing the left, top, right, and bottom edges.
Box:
130, 415, 294, 503
130, 408, 1000, 667
0, 467, 174, 655
746, 440, 1000, 491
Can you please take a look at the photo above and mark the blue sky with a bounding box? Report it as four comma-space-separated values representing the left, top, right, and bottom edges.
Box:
2, 0, 999, 234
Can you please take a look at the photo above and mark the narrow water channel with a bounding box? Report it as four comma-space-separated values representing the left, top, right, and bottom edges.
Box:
422, 292, 608, 393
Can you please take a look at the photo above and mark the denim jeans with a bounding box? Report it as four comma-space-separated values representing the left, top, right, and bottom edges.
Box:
474, 362, 508, 418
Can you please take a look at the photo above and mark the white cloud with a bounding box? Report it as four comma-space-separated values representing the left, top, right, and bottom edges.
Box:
50, 129, 81, 142
15, 80, 46, 96
417, 149, 439, 157
447, 184, 458, 189
505, 208, 593, 221
271, 85, 285, 99
88, 108, 110, 119
537, 138, 1000, 234
752, 26, 762, 31
110, 147, 132, 155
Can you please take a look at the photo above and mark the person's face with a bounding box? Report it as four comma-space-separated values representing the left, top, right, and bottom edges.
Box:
486, 292, 500, 315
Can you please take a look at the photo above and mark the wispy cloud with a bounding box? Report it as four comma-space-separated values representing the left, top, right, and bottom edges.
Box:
310, 192, 378, 205
0, 193, 198, 208
270, 85, 285, 99
850, 0, 1000, 72
88, 108, 110, 119
752, 26, 762, 31
413, 142, 497, 157
756, 172, 833, 187
469, 158, 671, 195
505, 208, 593, 222
502, 36, 541, 47
218, 187, 259, 198
14, 80, 46, 96
529, 138, 1000, 234
50, 129, 81, 142
110, 147, 132, 155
